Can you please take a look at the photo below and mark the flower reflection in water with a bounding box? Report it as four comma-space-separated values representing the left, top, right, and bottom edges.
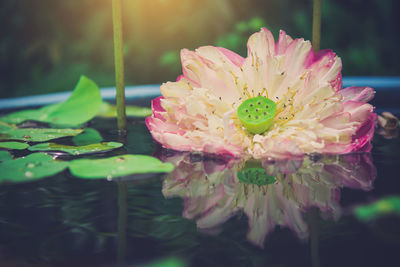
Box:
161, 152, 376, 247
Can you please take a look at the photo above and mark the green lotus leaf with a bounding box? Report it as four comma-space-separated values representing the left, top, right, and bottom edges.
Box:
72, 128, 103, 146
0, 76, 102, 126
0, 153, 68, 183
97, 102, 152, 118
0, 141, 29, 150
29, 142, 123, 155
69, 154, 174, 179
0, 103, 62, 125
0, 151, 12, 162
0, 127, 83, 142
0, 122, 14, 130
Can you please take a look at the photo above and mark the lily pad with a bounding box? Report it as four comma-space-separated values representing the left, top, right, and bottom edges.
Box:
72, 128, 103, 146
69, 154, 174, 179
0, 103, 61, 125
0, 141, 29, 150
97, 102, 152, 118
29, 142, 123, 155
0, 122, 13, 130
0, 76, 102, 126
0, 153, 69, 183
0, 151, 12, 162
0, 127, 83, 142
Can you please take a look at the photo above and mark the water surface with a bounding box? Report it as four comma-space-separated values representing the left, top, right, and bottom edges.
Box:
1, 116, 400, 267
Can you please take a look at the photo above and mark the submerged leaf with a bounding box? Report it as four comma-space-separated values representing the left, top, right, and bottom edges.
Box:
0, 141, 29, 150
0, 127, 83, 142
69, 154, 174, 179
0, 153, 68, 183
29, 142, 123, 155
72, 128, 103, 146
97, 102, 152, 118
0, 76, 102, 126
0, 151, 12, 162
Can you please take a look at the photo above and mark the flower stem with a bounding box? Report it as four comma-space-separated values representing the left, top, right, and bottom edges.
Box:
112, 0, 127, 133
312, 0, 322, 52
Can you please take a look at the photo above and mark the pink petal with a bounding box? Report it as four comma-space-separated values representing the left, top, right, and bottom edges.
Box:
180, 48, 241, 102
322, 102, 376, 154
278, 38, 313, 84
275, 30, 294, 55
146, 116, 243, 157
246, 27, 276, 58
306, 49, 342, 92
150, 96, 166, 121
216, 47, 245, 66
340, 86, 375, 102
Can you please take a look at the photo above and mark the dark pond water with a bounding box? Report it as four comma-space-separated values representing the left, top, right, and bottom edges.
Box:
1, 111, 400, 267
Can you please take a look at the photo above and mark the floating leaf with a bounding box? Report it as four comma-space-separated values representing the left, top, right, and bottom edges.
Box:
0, 127, 83, 142
0, 153, 68, 183
97, 102, 152, 118
0, 151, 12, 162
72, 128, 103, 146
69, 154, 174, 179
0, 76, 102, 126
0, 141, 29, 150
29, 142, 123, 155
0, 103, 62, 125
0, 122, 13, 130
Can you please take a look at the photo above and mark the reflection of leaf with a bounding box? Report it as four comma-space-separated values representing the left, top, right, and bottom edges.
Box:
0, 151, 12, 162
29, 142, 123, 155
69, 155, 174, 179
97, 102, 152, 118
354, 196, 400, 221
0, 153, 68, 183
0, 76, 101, 126
0, 141, 29, 150
145, 257, 187, 267
72, 128, 103, 146
0, 127, 83, 142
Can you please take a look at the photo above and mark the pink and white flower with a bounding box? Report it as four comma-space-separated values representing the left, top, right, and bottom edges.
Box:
147, 28, 376, 158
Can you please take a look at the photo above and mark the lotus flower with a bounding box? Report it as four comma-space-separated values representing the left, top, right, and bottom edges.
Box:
147, 28, 376, 158
161, 152, 376, 247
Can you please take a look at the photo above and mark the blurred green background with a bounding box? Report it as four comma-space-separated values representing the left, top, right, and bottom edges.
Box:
0, 0, 399, 98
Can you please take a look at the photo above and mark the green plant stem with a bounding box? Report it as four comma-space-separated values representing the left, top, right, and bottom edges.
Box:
112, 0, 127, 133
312, 0, 322, 52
